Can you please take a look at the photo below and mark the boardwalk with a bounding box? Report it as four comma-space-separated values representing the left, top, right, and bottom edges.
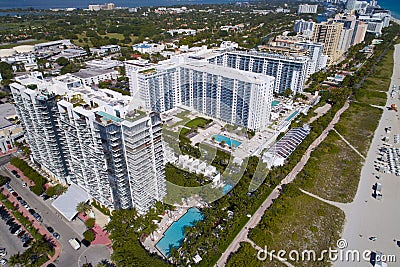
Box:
215, 100, 350, 267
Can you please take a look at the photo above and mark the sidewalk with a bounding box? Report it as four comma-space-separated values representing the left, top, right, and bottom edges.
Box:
78, 213, 112, 247
2, 186, 61, 266
6, 163, 35, 186
0, 148, 18, 157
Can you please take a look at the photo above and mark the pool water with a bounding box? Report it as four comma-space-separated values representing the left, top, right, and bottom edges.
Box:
156, 207, 204, 257
271, 100, 280, 107
285, 110, 299, 122
213, 134, 242, 148
223, 184, 233, 194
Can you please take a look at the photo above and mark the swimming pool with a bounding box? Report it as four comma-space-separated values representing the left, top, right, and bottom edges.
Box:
223, 184, 233, 194
156, 207, 204, 257
272, 100, 280, 107
285, 110, 299, 122
213, 134, 242, 148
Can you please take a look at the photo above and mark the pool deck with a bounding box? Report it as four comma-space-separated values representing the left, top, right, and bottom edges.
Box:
142, 197, 205, 258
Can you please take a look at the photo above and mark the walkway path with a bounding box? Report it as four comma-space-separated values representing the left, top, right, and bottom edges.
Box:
299, 189, 351, 213
245, 238, 295, 267
332, 128, 366, 160
215, 100, 350, 267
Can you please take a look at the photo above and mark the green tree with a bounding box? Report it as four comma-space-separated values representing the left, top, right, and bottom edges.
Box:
55, 57, 69, 66
0, 175, 8, 186
83, 229, 95, 242
76, 201, 91, 215
8, 253, 21, 267
85, 218, 96, 229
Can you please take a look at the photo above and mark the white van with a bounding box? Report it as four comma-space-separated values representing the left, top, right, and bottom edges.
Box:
68, 238, 81, 250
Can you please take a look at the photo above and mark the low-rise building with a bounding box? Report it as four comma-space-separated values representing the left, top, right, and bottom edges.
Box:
132, 42, 165, 54
0, 103, 24, 153
73, 68, 119, 86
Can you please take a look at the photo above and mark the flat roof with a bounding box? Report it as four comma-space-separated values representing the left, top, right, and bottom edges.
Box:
51, 183, 91, 221
73, 68, 115, 79
0, 103, 16, 129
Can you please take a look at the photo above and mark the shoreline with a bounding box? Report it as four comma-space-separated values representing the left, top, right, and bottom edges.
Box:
336, 43, 400, 266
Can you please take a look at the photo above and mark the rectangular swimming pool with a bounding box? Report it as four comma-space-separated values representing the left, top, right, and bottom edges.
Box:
285, 110, 299, 122
213, 134, 242, 148
156, 207, 204, 257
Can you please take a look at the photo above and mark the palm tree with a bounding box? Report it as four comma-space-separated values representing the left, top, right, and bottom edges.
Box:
76, 201, 91, 215
8, 253, 21, 267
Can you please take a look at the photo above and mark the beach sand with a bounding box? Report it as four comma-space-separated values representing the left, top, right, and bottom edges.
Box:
335, 44, 400, 266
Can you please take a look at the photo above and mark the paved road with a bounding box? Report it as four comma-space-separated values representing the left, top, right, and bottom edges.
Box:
0, 166, 84, 267
216, 100, 350, 267
0, 209, 27, 261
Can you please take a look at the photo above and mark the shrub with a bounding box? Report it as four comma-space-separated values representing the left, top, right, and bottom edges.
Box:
83, 229, 95, 242
85, 218, 96, 229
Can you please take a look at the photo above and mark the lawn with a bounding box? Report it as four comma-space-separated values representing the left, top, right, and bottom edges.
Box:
185, 117, 213, 129
226, 242, 287, 267
295, 130, 363, 203
335, 102, 382, 156
249, 185, 345, 267
354, 88, 387, 106
361, 45, 394, 92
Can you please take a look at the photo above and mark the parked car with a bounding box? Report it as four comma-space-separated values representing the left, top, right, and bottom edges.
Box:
53, 232, 60, 239
0, 258, 7, 266
0, 248, 6, 257
14, 228, 22, 236
33, 213, 42, 222
47, 226, 54, 233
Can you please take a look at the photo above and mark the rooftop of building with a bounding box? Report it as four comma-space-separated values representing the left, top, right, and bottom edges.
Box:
0, 103, 16, 129
73, 68, 116, 79
183, 60, 274, 84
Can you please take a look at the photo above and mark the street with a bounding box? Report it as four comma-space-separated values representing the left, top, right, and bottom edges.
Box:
0, 164, 86, 267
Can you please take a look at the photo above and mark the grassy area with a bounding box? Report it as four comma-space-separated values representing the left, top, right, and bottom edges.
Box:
354, 89, 387, 106
362, 45, 394, 92
226, 242, 286, 267
165, 163, 202, 187
354, 44, 395, 106
335, 102, 382, 156
296, 131, 362, 203
249, 185, 345, 267
185, 117, 213, 129
0, 39, 47, 49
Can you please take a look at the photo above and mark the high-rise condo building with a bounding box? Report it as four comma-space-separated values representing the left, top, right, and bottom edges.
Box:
10, 74, 166, 213
126, 58, 275, 131
297, 4, 318, 14
207, 51, 309, 94
294, 19, 316, 38
312, 21, 344, 64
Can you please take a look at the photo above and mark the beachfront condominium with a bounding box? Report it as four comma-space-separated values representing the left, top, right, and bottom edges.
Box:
126, 57, 275, 131
207, 51, 309, 94
297, 4, 318, 14
312, 21, 344, 64
10, 73, 166, 213
294, 19, 315, 38
265, 34, 327, 76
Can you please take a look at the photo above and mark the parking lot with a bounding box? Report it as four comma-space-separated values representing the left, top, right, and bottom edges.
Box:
0, 205, 27, 264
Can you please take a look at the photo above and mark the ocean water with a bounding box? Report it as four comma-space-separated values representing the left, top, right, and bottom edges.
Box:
0, 0, 232, 9
378, 0, 400, 19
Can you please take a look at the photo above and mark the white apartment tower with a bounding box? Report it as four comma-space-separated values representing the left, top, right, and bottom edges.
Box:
10, 74, 166, 213
298, 4, 318, 14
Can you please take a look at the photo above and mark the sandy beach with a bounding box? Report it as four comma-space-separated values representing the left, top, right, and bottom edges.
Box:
335, 44, 400, 266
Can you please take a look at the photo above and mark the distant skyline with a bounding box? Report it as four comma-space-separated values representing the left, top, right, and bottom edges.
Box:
0, 0, 233, 10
